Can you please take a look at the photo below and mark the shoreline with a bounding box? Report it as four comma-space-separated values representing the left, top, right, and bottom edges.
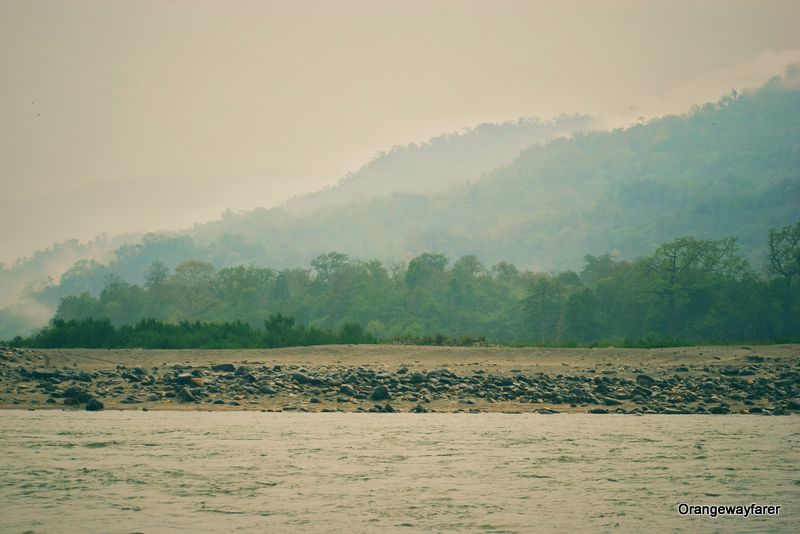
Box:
2, 344, 798, 415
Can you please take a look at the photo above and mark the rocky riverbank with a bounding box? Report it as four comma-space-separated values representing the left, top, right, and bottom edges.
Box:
1, 345, 799, 414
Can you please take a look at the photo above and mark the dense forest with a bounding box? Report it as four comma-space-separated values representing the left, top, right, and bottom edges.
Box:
10, 315, 377, 350
2, 75, 799, 339
7, 223, 799, 348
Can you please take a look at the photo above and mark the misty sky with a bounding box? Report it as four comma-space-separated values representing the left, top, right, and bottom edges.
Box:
1, 0, 800, 263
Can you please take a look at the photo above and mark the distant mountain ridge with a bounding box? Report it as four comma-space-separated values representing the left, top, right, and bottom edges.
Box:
0, 114, 597, 336
2, 75, 799, 338
190, 76, 799, 270
281, 115, 596, 213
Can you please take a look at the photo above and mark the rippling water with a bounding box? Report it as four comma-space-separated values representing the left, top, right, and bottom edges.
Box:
0, 412, 797, 533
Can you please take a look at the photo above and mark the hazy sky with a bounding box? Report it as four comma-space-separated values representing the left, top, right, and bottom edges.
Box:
1, 0, 800, 262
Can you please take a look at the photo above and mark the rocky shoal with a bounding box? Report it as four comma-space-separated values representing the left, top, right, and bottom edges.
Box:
1, 347, 798, 414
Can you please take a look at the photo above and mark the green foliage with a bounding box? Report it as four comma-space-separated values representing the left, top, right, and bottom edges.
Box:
12, 315, 376, 350
767, 221, 800, 337
186, 77, 800, 272
8, 76, 798, 342
4, 229, 799, 349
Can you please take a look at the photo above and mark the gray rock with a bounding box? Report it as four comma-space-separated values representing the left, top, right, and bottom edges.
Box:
370, 385, 390, 401
594, 383, 611, 394
29, 368, 59, 379
85, 398, 104, 411
175, 373, 194, 385
409, 372, 426, 384
339, 384, 356, 396
177, 387, 197, 402
635, 374, 656, 387
62, 387, 92, 403
292, 372, 310, 384
212, 363, 236, 373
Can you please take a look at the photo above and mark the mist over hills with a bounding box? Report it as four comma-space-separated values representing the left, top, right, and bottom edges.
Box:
193, 75, 799, 269
0, 114, 596, 335
1, 74, 799, 338
281, 115, 596, 213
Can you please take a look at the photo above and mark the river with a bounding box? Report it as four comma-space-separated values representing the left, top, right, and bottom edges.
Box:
1, 411, 797, 532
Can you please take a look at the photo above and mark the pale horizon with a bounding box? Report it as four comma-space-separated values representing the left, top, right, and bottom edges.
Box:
2, 0, 800, 263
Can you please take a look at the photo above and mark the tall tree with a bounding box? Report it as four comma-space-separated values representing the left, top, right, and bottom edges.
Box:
767, 222, 800, 336
641, 236, 749, 337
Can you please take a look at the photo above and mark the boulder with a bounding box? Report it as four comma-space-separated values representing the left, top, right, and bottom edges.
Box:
177, 387, 197, 402
175, 373, 194, 385
63, 387, 92, 403
292, 372, 310, 384
635, 374, 656, 387
370, 385, 390, 401
85, 398, 104, 411
409, 372, 426, 384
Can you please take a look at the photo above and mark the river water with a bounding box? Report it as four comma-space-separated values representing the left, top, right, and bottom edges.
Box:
0, 411, 797, 533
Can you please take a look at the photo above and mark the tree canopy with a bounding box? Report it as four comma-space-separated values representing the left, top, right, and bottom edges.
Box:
8, 229, 798, 348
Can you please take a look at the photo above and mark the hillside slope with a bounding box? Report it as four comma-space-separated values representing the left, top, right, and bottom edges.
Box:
282, 115, 595, 213
193, 76, 800, 270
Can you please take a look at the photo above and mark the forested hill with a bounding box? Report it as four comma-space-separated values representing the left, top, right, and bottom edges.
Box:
0, 115, 593, 330
2, 76, 799, 338
190, 76, 799, 271
281, 115, 596, 213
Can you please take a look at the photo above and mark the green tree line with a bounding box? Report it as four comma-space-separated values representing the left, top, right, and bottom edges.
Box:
6, 224, 799, 348
9, 314, 376, 349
